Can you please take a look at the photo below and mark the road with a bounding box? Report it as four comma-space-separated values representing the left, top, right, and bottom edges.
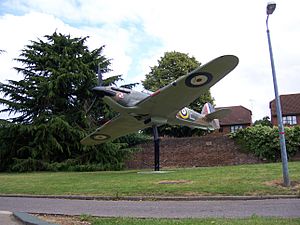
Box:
0, 197, 299, 218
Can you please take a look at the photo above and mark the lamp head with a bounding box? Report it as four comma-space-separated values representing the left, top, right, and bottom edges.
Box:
267, 2, 276, 15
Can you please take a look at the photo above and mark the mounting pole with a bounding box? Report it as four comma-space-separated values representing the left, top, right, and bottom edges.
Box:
152, 125, 160, 171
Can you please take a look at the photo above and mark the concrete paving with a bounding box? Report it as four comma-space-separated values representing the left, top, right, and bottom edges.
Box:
0, 211, 59, 225
0, 211, 22, 225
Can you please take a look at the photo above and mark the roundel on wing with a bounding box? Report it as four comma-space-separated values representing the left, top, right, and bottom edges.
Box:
91, 134, 110, 141
179, 108, 189, 119
185, 72, 213, 88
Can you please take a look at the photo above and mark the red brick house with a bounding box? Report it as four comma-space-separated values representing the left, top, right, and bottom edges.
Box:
216, 106, 252, 134
269, 93, 300, 126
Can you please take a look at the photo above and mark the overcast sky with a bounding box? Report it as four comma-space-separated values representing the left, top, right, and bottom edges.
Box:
0, 0, 299, 121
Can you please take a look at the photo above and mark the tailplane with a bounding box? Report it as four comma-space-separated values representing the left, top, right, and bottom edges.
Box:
201, 103, 231, 129
201, 103, 231, 120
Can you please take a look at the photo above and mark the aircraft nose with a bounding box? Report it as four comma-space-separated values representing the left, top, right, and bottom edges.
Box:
92, 86, 116, 97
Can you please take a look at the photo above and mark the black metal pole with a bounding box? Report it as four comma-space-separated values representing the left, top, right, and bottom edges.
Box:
152, 125, 160, 171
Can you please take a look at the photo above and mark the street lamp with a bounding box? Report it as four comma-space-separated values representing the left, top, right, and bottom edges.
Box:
266, 2, 290, 186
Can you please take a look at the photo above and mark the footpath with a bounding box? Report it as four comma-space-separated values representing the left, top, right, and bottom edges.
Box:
1, 195, 299, 225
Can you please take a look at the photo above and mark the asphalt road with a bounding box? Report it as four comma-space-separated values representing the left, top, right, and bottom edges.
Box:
0, 197, 299, 218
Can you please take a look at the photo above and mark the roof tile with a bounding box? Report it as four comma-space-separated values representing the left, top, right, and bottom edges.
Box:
270, 93, 300, 116
216, 106, 252, 125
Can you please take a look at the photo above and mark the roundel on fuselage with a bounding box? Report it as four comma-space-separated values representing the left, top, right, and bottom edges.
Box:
117, 92, 124, 99
179, 108, 189, 119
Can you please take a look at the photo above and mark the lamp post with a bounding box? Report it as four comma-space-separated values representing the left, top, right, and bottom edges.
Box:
266, 2, 290, 186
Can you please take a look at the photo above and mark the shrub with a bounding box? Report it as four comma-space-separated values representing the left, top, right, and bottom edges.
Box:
230, 125, 300, 162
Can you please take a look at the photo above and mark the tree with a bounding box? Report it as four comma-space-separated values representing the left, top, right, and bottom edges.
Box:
1, 32, 112, 125
0, 32, 138, 172
143, 51, 197, 90
142, 51, 214, 137
253, 116, 273, 127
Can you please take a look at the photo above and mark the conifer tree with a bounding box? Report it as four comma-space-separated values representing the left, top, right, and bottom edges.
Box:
0, 32, 131, 171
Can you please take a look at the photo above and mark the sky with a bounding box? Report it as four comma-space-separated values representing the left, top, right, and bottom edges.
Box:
0, 0, 299, 121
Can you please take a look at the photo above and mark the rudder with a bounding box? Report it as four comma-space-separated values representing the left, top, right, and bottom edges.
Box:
201, 102, 215, 115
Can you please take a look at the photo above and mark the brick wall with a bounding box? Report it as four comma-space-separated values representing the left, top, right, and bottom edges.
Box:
125, 135, 261, 169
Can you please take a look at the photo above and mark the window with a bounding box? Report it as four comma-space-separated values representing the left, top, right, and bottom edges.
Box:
282, 115, 297, 125
230, 125, 243, 133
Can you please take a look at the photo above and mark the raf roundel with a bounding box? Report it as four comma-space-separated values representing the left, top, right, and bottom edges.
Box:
91, 134, 110, 141
117, 92, 124, 99
179, 108, 189, 119
185, 72, 213, 88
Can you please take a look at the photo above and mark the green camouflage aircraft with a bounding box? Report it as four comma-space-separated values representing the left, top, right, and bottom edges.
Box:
81, 55, 239, 170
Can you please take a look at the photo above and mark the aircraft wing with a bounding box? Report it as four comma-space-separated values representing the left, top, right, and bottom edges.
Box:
80, 115, 147, 145
136, 55, 238, 118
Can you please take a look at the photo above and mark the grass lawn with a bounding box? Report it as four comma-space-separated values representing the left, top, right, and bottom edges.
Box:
40, 215, 300, 225
0, 162, 299, 196
89, 217, 300, 225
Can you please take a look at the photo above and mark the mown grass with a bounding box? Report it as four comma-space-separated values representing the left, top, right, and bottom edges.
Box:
89, 216, 300, 225
0, 162, 299, 196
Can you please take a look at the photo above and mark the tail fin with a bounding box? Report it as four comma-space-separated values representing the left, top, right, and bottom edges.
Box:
201, 102, 215, 115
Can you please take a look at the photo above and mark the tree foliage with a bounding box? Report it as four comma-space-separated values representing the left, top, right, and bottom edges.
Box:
253, 116, 273, 127
0, 32, 112, 125
230, 125, 300, 162
0, 32, 147, 172
142, 51, 214, 137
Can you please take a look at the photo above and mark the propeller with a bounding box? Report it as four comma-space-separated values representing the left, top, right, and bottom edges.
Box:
86, 64, 105, 114
97, 64, 103, 86
86, 64, 118, 114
